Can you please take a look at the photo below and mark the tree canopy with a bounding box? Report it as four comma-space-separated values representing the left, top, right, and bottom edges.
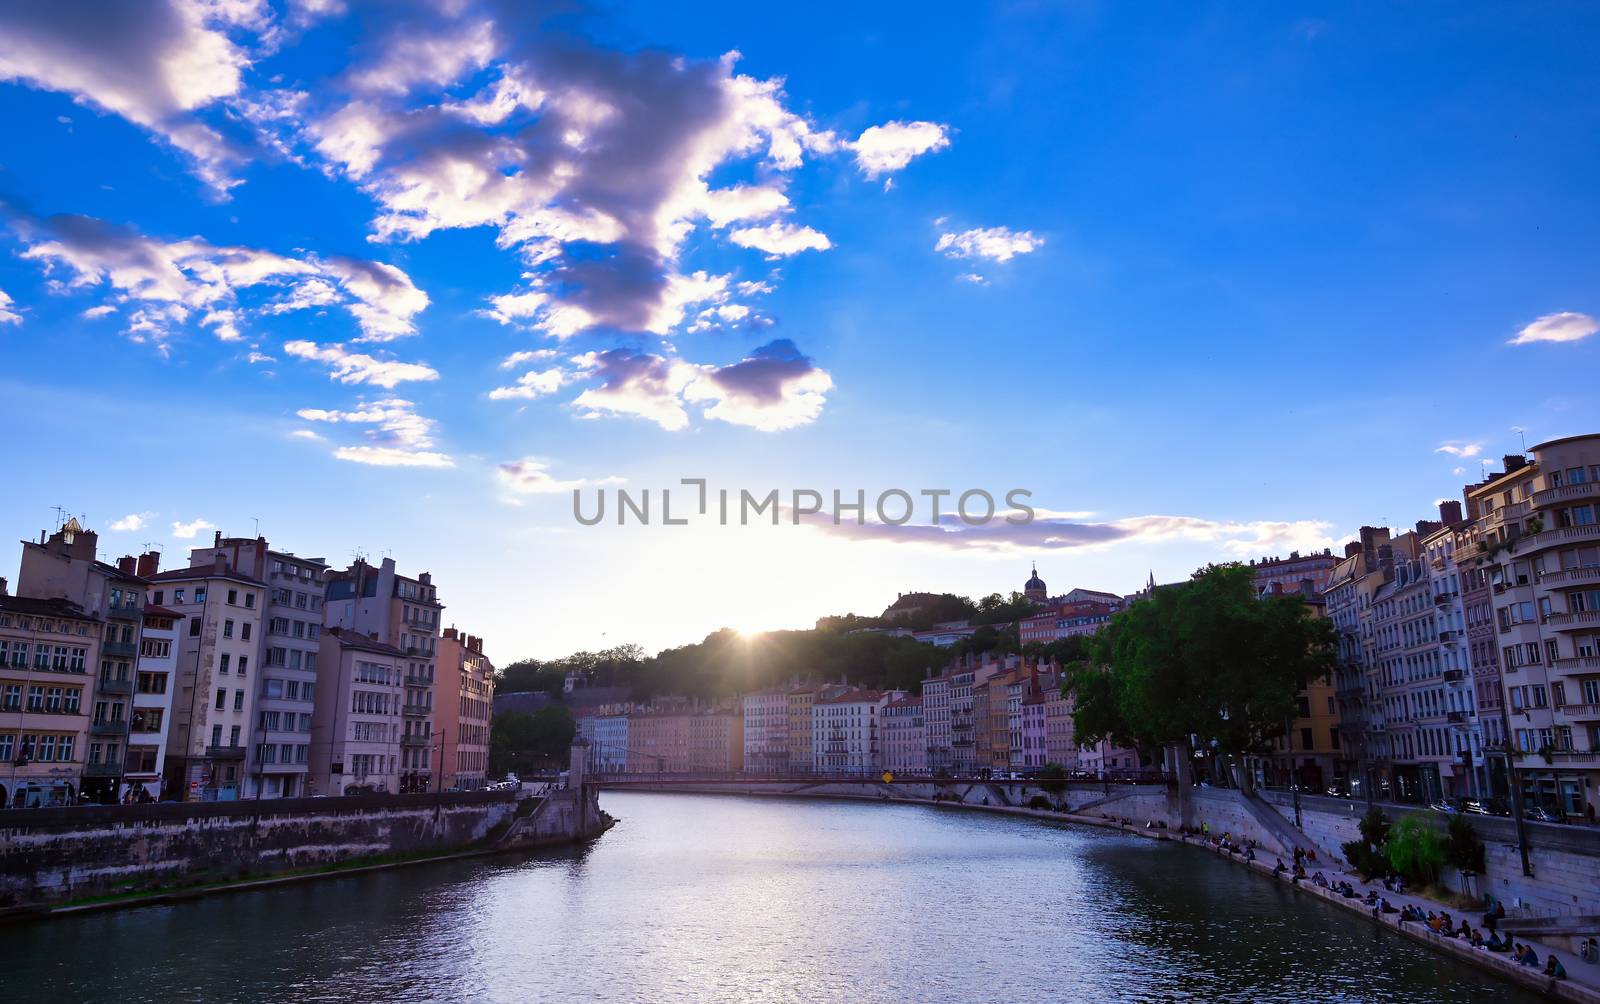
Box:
1064, 562, 1336, 756
489, 706, 577, 776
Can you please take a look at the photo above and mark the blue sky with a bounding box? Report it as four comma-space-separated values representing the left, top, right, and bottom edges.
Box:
1, 1, 1597, 662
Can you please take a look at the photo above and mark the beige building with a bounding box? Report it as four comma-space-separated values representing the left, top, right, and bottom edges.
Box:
146, 557, 267, 800
1466, 436, 1600, 820
688, 708, 743, 772
311, 628, 406, 795
437, 627, 494, 790
0, 588, 97, 807
325, 557, 443, 793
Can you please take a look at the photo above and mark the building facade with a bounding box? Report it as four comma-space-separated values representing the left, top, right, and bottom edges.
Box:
742, 687, 789, 774
437, 627, 495, 790
0, 590, 96, 807
126, 603, 183, 800
881, 695, 925, 774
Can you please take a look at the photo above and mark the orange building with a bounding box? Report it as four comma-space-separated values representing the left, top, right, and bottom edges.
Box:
437, 627, 494, 790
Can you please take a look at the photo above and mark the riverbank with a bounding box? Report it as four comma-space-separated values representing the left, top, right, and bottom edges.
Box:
617, 786, 1598, 1002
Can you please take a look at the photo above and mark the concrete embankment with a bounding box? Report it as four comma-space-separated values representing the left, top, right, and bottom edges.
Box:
0, 786, 608, 918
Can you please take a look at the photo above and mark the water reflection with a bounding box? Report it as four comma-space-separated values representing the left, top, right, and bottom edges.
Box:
0, 792, 1543, 1003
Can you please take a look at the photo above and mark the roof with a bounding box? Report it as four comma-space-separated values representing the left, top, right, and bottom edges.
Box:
815, 689, 890, 705
139, 604, 186, 619
0, 594, 99, 621
884, 695, 923, 709
93, 559, 149, 584
147, 565, 264, 586
324, 626, 406, 658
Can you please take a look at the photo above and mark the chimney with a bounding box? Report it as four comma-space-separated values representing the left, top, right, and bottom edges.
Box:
213, 530, 223, 546
1344, 540, 1363, 558
0, 576, 7, 596
1438, 499, 1463, 525
136, 550, 161, 577
213, 554, 228, 574
117, 555, 137, 575
1504, 454, 1527, 472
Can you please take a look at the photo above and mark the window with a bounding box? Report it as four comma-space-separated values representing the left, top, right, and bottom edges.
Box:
128, 746, 159, 772
216, 688, 226, 711
189, 618, 201, 638
227, 589, 238, 605
241, 623, 252, 641
238, 656, 248, 676
194, 588, 206, 603
229, 725, 241, 746
245, 593, 255, 609
223, 619, 234, 639
211, 724, 223, 746
132, 708, 163, 732
137, 672, 167, 694
219, 653, 231, 674
174, 588, 185, 604
233, 690, 245, 712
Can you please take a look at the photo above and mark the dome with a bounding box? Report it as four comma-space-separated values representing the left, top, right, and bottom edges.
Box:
1024, 563, 1046, 595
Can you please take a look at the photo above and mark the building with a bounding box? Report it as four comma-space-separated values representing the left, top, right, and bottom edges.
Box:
1249, 550, 1339, 597
437, 627, 495, 790
325, 557, 444, 793
0, 588, 97, 807
949, 658, 1005, 774
1251, 554, 1341, 794
188, 535, 327, 798
627, 710, 691, 773
881, 695, 925, 774
812, 689, 902, 775
1023, 564, 1048, 602
146, 555, 267, 801
741, 687, 789, 774
126, 602, 183, 800
921, 671, 952, 772
1468, 437, 1600, 820
1323, 526, 1395, 797
1020, 690, 1049, 769
1043, 684, 1077, 771
311, 627, 405, 795
1019, 601, 1115, 644
14, 520, 148, 802
584, 713, 628, 773
688, 709, 742, 773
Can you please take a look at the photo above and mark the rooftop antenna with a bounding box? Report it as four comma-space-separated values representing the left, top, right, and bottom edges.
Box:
50, 505, 68, 531
141, 541, 163, 554
252, 516, 261, 538
1512, 426, 1527, 453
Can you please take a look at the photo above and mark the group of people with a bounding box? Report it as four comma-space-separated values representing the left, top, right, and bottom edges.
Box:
1386, 903, 1569, 979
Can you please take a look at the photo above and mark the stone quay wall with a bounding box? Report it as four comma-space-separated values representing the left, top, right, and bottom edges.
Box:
0, 787, 601, 911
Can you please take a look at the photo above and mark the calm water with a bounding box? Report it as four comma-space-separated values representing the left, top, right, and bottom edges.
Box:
1, 792, 1544, 1003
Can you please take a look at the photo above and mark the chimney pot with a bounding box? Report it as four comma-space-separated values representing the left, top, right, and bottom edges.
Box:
117, 556, 136, 575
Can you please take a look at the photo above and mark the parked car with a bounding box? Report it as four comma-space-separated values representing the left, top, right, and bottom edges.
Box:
1523, 805, 1565, 824
1428, 800, 1461, 814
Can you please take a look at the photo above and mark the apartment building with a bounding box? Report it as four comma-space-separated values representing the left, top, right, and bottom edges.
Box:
1043, 685, 1077, 771
628, 710, 691, 773
311, 627, 405, 795
15, 520, 148, 801
812, 689, 902, 775
881, 695, 925, 774
188, 535, 326, 798
437, 627, 495, 790
688, 709, 742, 773
1019, 691, 1048, 769
922, 671, 952, 772
741, 687, 790, 774
0, 588, 96, 807
1467, 437, 1600, 820
949, 659, 1004, 774
127, 602, 183, 800
146, 556, 267, 800
325, 557, 443, 793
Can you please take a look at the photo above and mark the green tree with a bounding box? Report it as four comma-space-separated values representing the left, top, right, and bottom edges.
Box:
489, 706, 577, 777
1341, 806, 1391, 878
1445, 814, 1486, 883
1387, 813, 1446, 886
1065, 563, 1337, 762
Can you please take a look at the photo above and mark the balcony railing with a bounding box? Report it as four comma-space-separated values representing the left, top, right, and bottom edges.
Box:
102, 641, 137, 659
96, 677, 132, 695
400, 734, 429, 748
1553, 656, 1600, 672
1551, 751, 1599, 764
90, 718, 127, 736
404, 674, 432, 687
1563, 703, 1600, 721
1446, 711, 1467, 724
1443, 669, 1465, 683
1439, 631, 1459, 644
1532, 481, 1600, 508
83, 760, 123, 777
1539, 566, 1600, 587
105, 604, 143, 621
1545, 610, 1600, 630
205, 744, 247, 759
402, 702, 431, 716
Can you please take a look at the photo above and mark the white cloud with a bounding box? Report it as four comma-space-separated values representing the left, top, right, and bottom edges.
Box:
283, 340, 438, 388
289, 428, 324, 441
8, 210, 427, 348
498, 348, 558, 369
480, 290, 549, 326
1435, 442, 1483, 458
81, 304, 116, 319
849, 120, 950, 178
684, 339, 832, 431
570, 350, 698, 431
171, 518, 217, 539
297, 398, 454, 468
957, 272, 988, 285
496, 457, 624, 495
1509, 311, 1598, 346
0, 0, 256, 191
935, 226, 1043, 263
0, 289, 19, 325
246, 350, 275, 364
728, 222, 831, 257
488, 367, 569, 400
701, 184, 790, 228
108, 512, 150, 532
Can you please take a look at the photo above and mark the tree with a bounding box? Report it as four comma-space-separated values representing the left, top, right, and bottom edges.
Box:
1387, 814, 1446, 886
1341, 806, 1391, 879
489, 706, 577, 777
1065, 563, 1337, 761
1445, 814, 1486, 883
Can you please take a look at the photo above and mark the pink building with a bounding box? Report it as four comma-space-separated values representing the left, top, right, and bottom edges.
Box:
1020, 692, 1049, 768
882, 695, 926, 774
627, 711, 692, 773
437, 627, 494, 790
1044, 686, 1078, 771
1019, 600, 1116, 644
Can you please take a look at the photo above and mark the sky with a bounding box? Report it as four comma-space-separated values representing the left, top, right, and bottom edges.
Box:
1, 1, 1597, 665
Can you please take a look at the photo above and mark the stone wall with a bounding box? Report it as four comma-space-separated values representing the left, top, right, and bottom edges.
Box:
0, 790, 529, 909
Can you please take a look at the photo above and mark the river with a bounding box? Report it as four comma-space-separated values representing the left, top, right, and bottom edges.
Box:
1, 792, 1546, 1003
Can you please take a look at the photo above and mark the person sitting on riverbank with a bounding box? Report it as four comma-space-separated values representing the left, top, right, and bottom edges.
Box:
1470, 931, 1485, 949
1545, 955, 1567, 979
1427, 912, 1444, 932
1398, 905, 1423, 925
1274, 858, 1287, 876
1456, 919, 1471, 939
1311, 872, 1328, 888
1516, 944, 1541, 967
1486, 932, 1508, 952
1482, 899, 1505, 931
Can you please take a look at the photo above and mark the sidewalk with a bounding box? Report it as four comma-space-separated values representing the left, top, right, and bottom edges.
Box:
1181, 833, 1600, 1003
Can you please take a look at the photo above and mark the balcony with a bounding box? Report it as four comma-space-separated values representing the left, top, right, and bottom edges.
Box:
1551, 751, 1599, 764
106, 603, 142, 621
96, 677, 132, 695
1433, 593, 1450, 606
402, 702, 431, 717
1532, 481, 1600, 508
1539, 566, 1600, 587
1545, 610, 1600, 631
400, 734, 429, 748
404, 674, 432, 688
1446, 711, 1467, 724
1520, 524, 1600, 554
205, 744, 246, 760
1438, 631, 1459, 645
1563, 704, 1600, 721
1442, 669, 1465, 684
101, 640, 137, 659
83, 760, 122, 777
90, 718, 127, 736
1554, 656, 1600, 672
